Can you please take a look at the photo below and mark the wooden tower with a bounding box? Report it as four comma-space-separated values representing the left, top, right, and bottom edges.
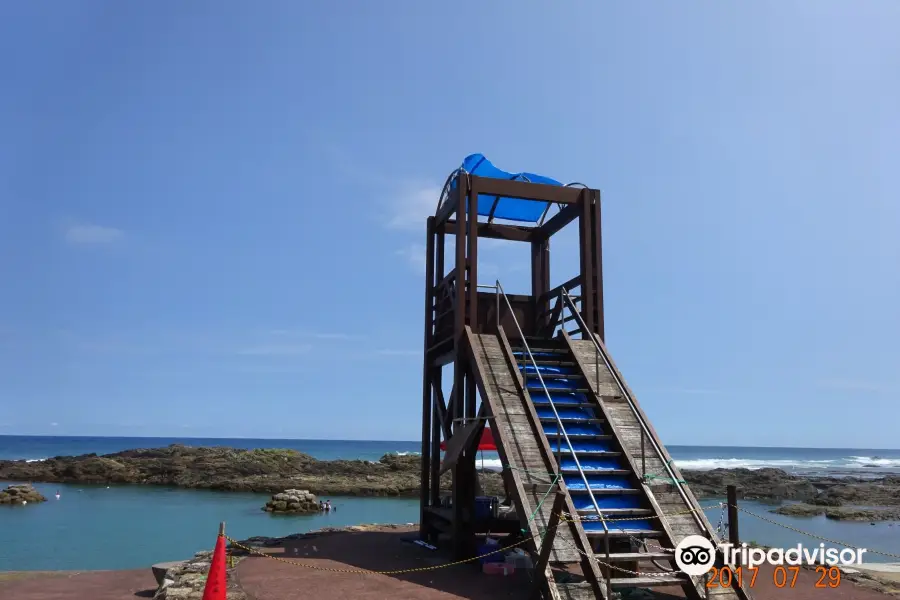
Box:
418, 162, 605, 558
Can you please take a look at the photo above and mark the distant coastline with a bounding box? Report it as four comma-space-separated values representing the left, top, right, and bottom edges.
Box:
1, 443, 899, 508
3, 435, 900, 476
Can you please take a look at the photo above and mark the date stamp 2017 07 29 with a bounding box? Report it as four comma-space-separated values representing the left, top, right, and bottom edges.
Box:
706, 565, 843, 589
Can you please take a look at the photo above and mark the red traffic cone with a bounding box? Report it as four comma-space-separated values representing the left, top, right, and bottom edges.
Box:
201, 523, 228, 600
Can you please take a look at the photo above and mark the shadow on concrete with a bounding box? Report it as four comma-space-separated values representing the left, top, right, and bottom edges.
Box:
235, 529, 534, 599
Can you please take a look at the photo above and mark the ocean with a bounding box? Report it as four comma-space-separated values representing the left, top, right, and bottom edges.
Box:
1, 436, 899, 571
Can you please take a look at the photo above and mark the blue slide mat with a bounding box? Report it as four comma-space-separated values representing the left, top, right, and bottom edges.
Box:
558, 457, 622, 471
529, 392, 588, 404
571, 495, 643, 511
535, 406, 594, 420
582, 519, 656, 533
541, 422, 604, 436
527, 379, 581, 391
544, 438, 611, 453
521, 364, 575, 375
564, 475, 632, 490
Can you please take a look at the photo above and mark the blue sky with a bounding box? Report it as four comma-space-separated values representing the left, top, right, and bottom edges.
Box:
1, 2, 898, 448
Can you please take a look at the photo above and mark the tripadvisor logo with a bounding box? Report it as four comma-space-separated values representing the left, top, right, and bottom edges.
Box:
674, 536, 867, 576
675, 536, 717, 576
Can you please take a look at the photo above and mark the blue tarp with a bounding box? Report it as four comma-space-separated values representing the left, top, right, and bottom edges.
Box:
449, 154, 563, 223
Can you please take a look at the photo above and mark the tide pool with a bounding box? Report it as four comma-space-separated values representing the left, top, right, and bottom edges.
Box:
0, 481, 417, 571
2, 481, 899, 571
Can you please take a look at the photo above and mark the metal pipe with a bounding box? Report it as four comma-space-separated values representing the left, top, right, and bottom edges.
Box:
560, 288, 708, 535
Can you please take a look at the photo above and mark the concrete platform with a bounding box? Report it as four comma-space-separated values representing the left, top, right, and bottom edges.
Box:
0, 569, 157, 599
853, 562, 900, 584
151, 560, 186, 586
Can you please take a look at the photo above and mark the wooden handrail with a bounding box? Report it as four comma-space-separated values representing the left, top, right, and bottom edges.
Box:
538, 275, 581, 305
435, 268, 457, 291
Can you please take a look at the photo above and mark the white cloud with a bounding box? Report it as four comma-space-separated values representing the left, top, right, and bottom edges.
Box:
64, 223, 125, 244
386, 183, 441, 231
396, 244, 427, 273
50, 422, 58, 427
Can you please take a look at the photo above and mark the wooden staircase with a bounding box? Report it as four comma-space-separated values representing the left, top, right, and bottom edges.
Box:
466, 327, 751, 600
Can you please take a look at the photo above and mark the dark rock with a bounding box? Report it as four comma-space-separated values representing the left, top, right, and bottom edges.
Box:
0, 445, 506, 498
807, 479, 900, 507
0, 483, 47, 504
824, 507, 900, 522
770, 504, 826, 518
263, 489, 318, 514
680, 468, 900, 507
679, 468, 820, 501
153, 550, 246, 600
1, 445, 896, 506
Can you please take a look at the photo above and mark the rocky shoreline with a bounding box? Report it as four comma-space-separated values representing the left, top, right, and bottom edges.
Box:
771, 504, 900, 521
1, 445, 898, 510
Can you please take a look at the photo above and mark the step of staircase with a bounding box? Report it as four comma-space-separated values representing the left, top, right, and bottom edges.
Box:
609, 575, 688, 588
600, 552, 674, 561
567, 487, 639, 495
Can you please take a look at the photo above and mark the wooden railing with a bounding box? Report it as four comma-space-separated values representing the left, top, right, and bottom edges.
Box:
431, 270, 584, 343
536, 276, 583, 337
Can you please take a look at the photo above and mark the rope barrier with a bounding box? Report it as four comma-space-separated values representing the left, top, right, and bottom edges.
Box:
225, 532, 537, 575
732, 505, 900, 560
221, 501, 900, 577
523, 473, 560, 535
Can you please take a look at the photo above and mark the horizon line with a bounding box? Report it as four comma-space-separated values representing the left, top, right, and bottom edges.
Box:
0, 434, 898, 452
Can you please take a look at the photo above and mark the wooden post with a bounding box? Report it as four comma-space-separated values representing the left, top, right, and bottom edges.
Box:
726, 485, 740, 545
532, 492, 566, 600
452, 180, 468, 559
420, 218, 436, 537
590, 189, 605, 340
578, 189, 595, 334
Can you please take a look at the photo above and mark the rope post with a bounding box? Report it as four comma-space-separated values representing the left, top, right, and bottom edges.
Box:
726, 486, 739, 546
219, 522, 234, 569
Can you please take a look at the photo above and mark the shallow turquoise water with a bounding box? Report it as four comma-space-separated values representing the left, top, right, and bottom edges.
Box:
2, 437, 899, 570
2, 482, 898, 571
0, 481, 418, 571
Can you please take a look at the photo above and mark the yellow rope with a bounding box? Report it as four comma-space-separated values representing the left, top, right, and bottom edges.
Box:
732, 505, 900, 560
222, 502, 900, 576
225, 533, 536, 575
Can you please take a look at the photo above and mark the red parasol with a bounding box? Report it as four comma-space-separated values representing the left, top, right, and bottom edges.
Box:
440, 426, 496, 451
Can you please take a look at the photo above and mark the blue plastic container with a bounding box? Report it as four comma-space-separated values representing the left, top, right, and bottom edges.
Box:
474, 496, 497, 521
478, 537, 504, 564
